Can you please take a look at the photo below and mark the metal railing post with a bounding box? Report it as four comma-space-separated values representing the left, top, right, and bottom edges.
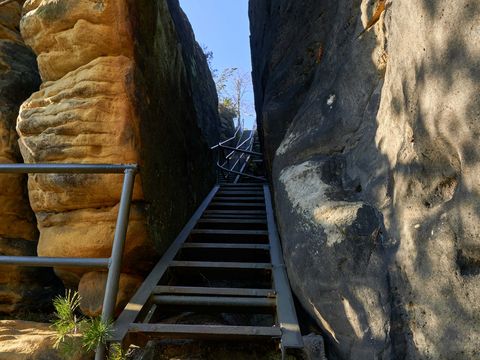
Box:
95, 168, 136, 360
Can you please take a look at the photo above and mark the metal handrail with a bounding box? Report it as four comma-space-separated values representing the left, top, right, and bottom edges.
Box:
220, 128, 252, 169
0, 163, 138, 360
210, 124, 242, 150
220, 125, 249, 165
228, 130, 254, 177
218, 129, 252, 181
212, 128, 265, 183
233, 133, 256, 183
221, 127, 245, 164
211, 124, 243, 180
217, 144, 262, 156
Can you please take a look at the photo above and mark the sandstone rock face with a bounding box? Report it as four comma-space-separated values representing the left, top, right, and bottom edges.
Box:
250, 0, 480, 359
17, 0, 219, 315
78, 271, 142, 317
0, 0, 57, 314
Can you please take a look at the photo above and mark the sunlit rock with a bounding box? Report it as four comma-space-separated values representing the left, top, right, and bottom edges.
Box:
0, 0, 57, 314
250, 0, 480, 358
17, 0, 220, 315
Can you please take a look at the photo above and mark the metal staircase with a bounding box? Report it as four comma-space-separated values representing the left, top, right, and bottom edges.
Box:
110, 128, 303, 358
213, 126, 265, 184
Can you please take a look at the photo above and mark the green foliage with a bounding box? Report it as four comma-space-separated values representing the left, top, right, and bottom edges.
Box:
201, 47, 253, 128
82, 317, 113, 352
52, 290, 82, 356
220, 97, 237, 115
51, 290, 126, 360
202, 45, 216, 77
215, 67, 238, 98
108, 343, 127, 360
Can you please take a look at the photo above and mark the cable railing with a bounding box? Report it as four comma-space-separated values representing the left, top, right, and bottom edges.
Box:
0, 163, 138, 360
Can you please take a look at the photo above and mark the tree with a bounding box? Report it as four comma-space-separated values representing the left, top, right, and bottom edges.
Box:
202, 45, 216, 78
231, 70, 252, 128
202, 47, 253, 128
214, 67, 252, 128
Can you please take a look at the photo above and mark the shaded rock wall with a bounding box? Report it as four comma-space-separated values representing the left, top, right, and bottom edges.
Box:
126, 0, 218, 255
17, 0, 219, 315
218, 103, 236, 141
250, 0, 480, 359
166, 0, 221, 147
0, 0, 57, 314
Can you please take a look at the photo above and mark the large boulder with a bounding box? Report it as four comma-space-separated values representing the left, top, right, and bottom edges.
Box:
250, 0, 480, 359
0, 0, 57, 314
17, 0, 220, 315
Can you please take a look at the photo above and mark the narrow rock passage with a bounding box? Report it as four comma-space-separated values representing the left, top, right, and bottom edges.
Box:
110, 135, 305, 359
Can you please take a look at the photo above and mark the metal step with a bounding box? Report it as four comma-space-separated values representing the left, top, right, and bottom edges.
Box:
197, 218, 267, 224
204, 209, 266, 215
190, 229, 269, 236
182, 243, 270, 250
220, 183, 263, 187
188, 229, 270, 244
214, 197, 265, 202
151, 295, 277, 312
177, 243, 270, 263
154, 286, 275, 298
169, 261, 272, 270
111, 182, 303, 355
217, 191, 264, 195
128, 324, 282, 340
201, 213, 266, 220
209, 202, 265, 208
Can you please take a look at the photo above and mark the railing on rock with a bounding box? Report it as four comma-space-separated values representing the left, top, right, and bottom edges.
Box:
0, 163, 138, 360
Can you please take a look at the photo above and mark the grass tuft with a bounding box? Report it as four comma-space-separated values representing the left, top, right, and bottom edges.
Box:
82, 317, 113, 352
50, 290, 126, 359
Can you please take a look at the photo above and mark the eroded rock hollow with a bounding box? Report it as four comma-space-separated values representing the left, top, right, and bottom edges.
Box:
0, 0, 58, 314
14, 0, 221, 316
250, 0, 480, 359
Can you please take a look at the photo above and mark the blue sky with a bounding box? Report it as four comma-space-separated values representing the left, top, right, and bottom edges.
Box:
179, 0, 255, 129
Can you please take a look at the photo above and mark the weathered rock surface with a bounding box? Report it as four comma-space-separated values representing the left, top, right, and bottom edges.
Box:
218, 103, 236, 141
127, 0, 218, 255
166, 0, 221, 147
250, 0, 480, 359
0, 320, 88, 360
17, 0, 220, 315
78, 271, 142, 317
0, 0, 57, 314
